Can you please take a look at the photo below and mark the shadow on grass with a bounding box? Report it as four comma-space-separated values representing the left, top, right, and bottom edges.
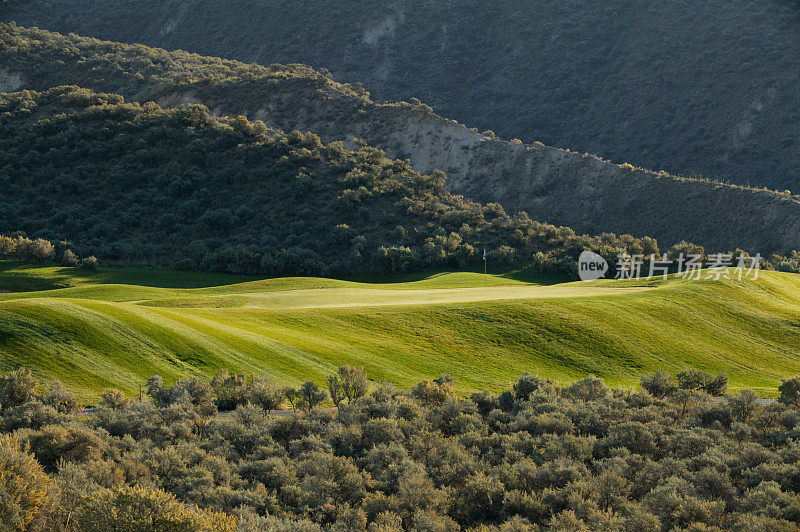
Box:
343, 266, 570, 286
499, 267, 571, 285
1, 260, 572, 292
0, 260, 259, 291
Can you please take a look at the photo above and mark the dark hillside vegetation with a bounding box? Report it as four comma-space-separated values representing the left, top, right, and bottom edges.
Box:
3, 24, 800, 254
0, 86, 659, 275
4, 0, 800, 190
2, 366, 800, 530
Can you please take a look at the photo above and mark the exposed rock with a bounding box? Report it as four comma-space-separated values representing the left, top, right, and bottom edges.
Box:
0, 68, 23, 92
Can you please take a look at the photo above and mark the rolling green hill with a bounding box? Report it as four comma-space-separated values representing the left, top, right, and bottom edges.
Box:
3, 24, 800, 254
3, 0, 800, 190
2, 261, 799, 401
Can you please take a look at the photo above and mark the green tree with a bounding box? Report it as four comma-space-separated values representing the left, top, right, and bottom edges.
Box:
326, 365, 368, 407
640, 370, 677, 399
99, 389, 130, 411
677, 369, 727, 396
666, 241, 705, 261
289, 381, 327, 413
248, 378, 287, 413
29, 238, 54, 262
61, 249, 79, 267
411, 378, 454, 407
40, 379, 81, 414
705, 373, 729, 396
80, 256, 99, 270
677, 369, 712, 390
513, 372, 556, 401
778, 375, 800, 406
0, 235, 16, 256
210, 370, 249, 410
728, 389, 758, 422
565, 374, 611, 401
326, 373, 345, 407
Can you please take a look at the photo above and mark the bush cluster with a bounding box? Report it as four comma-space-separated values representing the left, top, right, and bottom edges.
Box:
1, 366, 800, 530
0, 233, 98, 269
771, 251, 800, 274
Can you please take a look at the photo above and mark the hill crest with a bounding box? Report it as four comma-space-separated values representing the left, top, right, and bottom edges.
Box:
4, 0, 800, 189
2, 24, 800, 254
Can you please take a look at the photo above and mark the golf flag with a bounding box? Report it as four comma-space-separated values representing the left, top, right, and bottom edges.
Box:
483, 248, 486, 261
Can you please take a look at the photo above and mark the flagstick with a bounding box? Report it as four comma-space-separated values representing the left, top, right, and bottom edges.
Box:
484, 250, 487, 288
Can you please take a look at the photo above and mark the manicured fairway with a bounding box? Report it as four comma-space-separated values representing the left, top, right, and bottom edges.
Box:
236, 285, 647, 309
1, 261, 799, 400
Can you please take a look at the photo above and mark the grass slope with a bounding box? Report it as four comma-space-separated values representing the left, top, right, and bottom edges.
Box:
1, 262, 799, 401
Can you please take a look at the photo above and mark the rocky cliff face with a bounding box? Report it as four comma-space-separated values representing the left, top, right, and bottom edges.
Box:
3, 23, 800, 254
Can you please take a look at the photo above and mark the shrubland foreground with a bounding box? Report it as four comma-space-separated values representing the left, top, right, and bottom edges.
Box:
2, 366, 800, 530
2, 262, 800, 399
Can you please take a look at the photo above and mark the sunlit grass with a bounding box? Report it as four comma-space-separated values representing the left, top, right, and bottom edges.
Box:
1, 261, 799, 401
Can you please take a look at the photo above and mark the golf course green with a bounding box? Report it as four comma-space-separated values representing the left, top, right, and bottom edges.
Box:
1, 261, 799, 400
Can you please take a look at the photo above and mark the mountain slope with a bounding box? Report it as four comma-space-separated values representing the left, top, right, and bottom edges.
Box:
4, 0, 800, 189
4, 86, 663, 274
2, 24, 800, 254
3, 263, 800, 400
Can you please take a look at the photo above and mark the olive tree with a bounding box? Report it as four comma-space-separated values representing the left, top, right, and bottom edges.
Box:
249, 378, 287, 414
326, 365, 368, 407
288, 381, 327, 413
779, 375, 800, 406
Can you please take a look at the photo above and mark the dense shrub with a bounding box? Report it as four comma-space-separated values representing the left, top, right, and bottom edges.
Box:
676, 369, 728, 396
0, 435, 51, 530
76, 485, 236, 531
779, 376, 800, 406
326, 365, 368, 407
39, 380, 80, 414
0, 368, 38, 411
287, 381, 328, 413
640, 370, 677, 399
1, 367, 799, 530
